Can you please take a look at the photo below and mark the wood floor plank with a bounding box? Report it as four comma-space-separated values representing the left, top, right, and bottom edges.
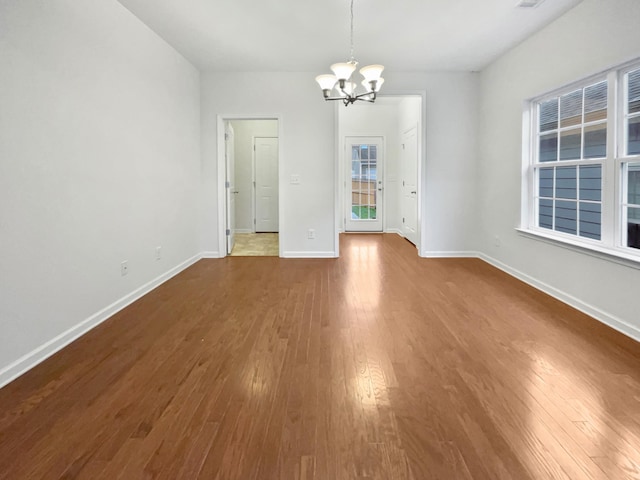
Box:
1, 233, 640, 479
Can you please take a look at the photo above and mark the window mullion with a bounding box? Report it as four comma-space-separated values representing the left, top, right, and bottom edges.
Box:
601, 70, 618, 247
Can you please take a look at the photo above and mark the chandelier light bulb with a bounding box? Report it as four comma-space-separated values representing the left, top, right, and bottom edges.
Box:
359, 64, 384, 83
330, 62, 357, 81
316, 74, 338, 91
362, 77, 384, 93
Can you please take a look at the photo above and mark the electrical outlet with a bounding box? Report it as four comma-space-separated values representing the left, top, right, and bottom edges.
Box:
156, 246, 162, 260
308, 229, 316, 239
121, 260, 129, 276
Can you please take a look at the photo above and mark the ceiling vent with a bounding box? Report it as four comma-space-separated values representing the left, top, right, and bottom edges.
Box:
516, 0, 546, 7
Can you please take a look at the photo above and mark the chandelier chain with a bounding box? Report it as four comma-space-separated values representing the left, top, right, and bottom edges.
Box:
350, 0, 355, 62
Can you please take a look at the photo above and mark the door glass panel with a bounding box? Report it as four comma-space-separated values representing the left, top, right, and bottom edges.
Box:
351, 144, 377, 220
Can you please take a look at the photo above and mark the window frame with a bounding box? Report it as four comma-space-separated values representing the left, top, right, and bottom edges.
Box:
521, 58, 640, 266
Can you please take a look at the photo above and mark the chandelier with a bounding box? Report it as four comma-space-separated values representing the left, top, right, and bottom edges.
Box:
315, 0, 384, 106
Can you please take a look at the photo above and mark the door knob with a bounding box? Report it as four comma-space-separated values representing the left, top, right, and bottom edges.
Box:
411, 191, 417, 194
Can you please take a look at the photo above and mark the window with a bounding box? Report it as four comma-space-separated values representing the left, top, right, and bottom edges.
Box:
523, 60, 640, 260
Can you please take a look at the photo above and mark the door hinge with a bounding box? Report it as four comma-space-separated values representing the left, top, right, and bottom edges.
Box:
226, 229, 230, 235
254, 218, 256, 225
402, 180, 405, 187
225, 181, 230, 188
224, 133, 229, 140
402, 217, 405, 224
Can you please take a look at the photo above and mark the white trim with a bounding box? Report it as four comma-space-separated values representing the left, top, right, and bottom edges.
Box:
385, 228, 404, 236
201, 251, 220, 258
234, 229, 252, 234
0, 253, 203, 389
282, 251, 337, 258
516, 228, 640, 269
216, 114, 283, 259
478, 252, 640, 344
421, 250, 479, 258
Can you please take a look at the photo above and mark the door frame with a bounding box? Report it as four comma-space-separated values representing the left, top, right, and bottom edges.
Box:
334, 91, 426, 256
216, 114, 283, 257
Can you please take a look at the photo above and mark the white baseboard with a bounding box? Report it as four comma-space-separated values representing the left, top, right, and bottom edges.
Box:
0, 253, 203, 389
385, 228, 403, 236
234, 229, 252, 234
282, 251, 338, 258
201, 251, 221, 259
478, 253, 640, 344
421, 250, 480, 258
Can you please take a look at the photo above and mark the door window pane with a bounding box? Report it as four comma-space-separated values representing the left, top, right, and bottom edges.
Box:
351, 144, 377, 221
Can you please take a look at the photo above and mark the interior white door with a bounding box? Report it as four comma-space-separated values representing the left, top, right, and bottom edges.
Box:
401, 126, 419, 245
225, 122, 236, 254
345, 137, 383, 232
254, 137, 279, 232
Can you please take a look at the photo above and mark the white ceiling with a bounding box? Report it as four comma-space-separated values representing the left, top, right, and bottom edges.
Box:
116, 0, 584, 73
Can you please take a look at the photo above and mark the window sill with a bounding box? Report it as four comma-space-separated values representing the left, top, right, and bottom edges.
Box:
516, 228, 640, 270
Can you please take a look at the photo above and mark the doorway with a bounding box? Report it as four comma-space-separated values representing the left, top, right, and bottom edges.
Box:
218, 116, 281, 257
337, 95, 423, 250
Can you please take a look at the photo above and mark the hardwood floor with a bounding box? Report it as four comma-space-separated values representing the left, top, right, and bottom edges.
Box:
1, 233, 640, 479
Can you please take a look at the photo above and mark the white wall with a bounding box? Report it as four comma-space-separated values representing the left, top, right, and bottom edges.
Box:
201, 72, 479, 258
201, 72, 336, 257
229, 120, 278, 233
385, 73, 480, 256
478, 0, 640, 337
0, 0, 201, 385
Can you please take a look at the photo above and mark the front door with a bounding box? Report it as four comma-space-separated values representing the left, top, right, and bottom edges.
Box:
345, 137, 383, 232
254, 137, 279, 232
